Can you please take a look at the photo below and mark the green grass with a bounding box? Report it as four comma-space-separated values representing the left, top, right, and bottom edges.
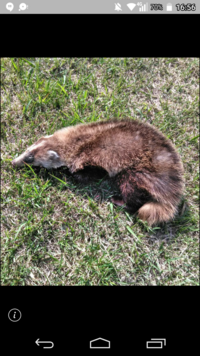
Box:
1, 57, 199, 285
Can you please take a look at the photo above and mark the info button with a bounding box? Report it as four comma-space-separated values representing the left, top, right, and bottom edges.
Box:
8, 308, 22, 322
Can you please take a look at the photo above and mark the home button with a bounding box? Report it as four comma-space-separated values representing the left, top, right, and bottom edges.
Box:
90, 337, 111, 349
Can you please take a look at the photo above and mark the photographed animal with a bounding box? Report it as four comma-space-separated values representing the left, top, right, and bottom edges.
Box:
12, 119, 184, 226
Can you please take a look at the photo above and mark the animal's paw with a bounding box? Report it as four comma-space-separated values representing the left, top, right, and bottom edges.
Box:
111, 196, 126, 207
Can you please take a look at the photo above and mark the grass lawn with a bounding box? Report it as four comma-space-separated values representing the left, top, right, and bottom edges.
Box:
1, 57, 199, 285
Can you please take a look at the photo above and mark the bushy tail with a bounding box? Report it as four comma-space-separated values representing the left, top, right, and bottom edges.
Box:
137, 201, 177, 226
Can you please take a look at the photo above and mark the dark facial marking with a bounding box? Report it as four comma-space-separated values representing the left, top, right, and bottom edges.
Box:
24, 154, 34, 163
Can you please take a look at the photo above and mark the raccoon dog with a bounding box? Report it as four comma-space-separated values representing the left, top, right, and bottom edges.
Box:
12, 119, 184, 226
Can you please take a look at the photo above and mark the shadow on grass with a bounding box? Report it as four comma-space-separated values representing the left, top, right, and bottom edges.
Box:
24, 165, 193, 241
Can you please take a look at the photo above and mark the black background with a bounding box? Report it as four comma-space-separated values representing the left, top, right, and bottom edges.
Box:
3, 286, 199, 352
0, 14, 199, 57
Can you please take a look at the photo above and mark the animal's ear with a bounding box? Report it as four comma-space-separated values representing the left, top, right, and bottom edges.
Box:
47, 150, 60, 160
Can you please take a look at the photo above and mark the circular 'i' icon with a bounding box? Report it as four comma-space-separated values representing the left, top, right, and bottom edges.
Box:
8, 308, 22, 322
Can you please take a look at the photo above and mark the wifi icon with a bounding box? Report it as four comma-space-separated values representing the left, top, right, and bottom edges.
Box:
127, 3, 136, 11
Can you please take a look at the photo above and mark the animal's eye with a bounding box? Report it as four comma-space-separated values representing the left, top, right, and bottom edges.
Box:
24, 154, 34, 163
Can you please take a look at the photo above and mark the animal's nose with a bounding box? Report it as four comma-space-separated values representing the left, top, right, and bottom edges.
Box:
12, 159, 16, 167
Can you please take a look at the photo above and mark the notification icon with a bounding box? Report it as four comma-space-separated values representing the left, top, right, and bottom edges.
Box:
6, 3, 14, 11
19, 3, 28, 11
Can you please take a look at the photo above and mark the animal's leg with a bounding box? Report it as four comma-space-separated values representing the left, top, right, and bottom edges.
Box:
111, 196, 126, 207
113, 169, 151, 213
73, 167, 107, 183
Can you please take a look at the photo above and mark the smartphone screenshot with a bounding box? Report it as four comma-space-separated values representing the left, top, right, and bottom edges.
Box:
1, 1, 199, 353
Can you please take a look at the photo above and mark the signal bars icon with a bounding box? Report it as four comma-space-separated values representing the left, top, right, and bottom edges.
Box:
126, 2, 148, 11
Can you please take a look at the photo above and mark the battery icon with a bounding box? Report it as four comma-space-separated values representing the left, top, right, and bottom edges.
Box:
146, 338, 166, 349
166, 3, 172, 11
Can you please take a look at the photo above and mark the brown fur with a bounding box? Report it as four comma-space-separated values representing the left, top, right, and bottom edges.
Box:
12, 119, 184, 226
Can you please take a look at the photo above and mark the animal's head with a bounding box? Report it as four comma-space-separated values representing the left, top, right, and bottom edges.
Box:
12, 135, 65, 169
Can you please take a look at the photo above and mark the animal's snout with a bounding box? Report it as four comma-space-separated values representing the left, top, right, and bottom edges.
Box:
12, 159, 16, 167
